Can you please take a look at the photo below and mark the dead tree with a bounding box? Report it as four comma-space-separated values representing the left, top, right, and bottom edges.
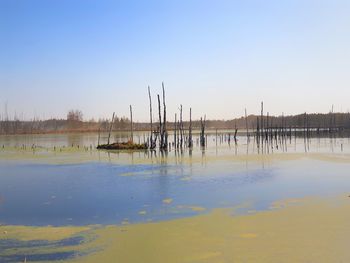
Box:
260, 101, 264, 142
233, 120, 238, 144
180, 105, 183, 149
162, 83, 168, 150
245, 108, 249, 142
174, 113, 177, 148
256, 116, 261, 148
148, 86, 155, 149
266, 112, 269, 142
188, 108, 193, 148
200, 115, 206, 147
130, 105, 133, 143
177, 120, 180, 148
107, 112, 115, 145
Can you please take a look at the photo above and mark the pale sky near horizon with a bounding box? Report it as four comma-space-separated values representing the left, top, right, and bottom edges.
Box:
1, 0, 350, 122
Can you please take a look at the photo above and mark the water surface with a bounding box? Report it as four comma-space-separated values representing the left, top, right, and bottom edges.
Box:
0, 132, 349, 226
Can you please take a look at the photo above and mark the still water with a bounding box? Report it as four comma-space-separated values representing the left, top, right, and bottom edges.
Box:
0, 132, 349, 226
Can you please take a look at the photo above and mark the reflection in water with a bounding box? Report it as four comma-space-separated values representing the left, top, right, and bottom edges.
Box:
0, 132, 350, 227
0, 155, 350, 226
0, 131, 349, 154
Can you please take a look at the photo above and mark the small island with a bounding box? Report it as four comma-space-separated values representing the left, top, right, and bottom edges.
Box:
97, 141, 147, 150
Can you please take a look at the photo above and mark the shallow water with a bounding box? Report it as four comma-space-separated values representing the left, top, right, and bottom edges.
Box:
1, 132, 350, 262
0, 132, 349, 226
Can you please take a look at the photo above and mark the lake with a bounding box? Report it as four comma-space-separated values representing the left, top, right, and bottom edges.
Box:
1, 131, 350, 262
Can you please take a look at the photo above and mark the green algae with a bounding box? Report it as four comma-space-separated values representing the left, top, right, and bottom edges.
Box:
2, 195, 350, 263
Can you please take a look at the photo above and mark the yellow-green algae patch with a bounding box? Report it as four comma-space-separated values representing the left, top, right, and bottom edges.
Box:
0, 225, 89, 241
0, 225, 95, 262
176, 205, 206, 212
162, 198, 173, 204
72, 195, 350, 263
3, 195, 350, 262
1, 145, 350, 166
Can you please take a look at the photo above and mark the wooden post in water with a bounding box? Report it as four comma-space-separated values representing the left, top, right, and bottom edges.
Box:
260, 101, 264, 142
107, 112, 115, 145
245, 108, 249, 142
189, 107, 193, 148
234, 121, 238, 144
157, 95, 163, 148
303, 112, 307, 143
180, 105, 183, 149
177, 120, 180, 148
200, 117, 204, 147
266, 112, 269, 142
97, 128, 101, 146
174, 113, 177, 148
200, 115, 206, 147
256, 116, 260, 146
148, 86, 153, 148
330, 104, 334, 135
130, 105, 133, 143
162, 83, 167, 149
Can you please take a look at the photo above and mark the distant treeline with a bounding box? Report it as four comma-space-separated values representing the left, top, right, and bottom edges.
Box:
1, 112, 350, 135
0, 116, 134, 135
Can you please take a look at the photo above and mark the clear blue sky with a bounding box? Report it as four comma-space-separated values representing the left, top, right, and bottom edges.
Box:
1, 0, 350, 121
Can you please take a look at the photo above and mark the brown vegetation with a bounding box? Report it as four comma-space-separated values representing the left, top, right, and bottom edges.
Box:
97, 141, 147, 150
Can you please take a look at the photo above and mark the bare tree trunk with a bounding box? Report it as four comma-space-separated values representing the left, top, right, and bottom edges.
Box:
97, 128, 101, 146
260, 101, 264, 142
180, 105, 183, 149
266, 112, 269, 142
148, 86, 153, 148
256, 116, 260, 146
157, 95, 162, 148
200, 115, 206, 147
174, 113, 177, 149
162, 82, 167, 149
130, 105, 133, 143
245, 108, 249, 142
189, 107, 193, 148
231, 120, 236, 144
107, 112, 115, 145
234, 127, 238, 144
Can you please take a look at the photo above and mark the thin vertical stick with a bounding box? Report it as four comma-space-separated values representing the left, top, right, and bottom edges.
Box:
189, 107, 192, 148
157, 95, 162, 148
266, 112, 269, 142
107, 112, 115, 145
174, 113, 177, 148
148, 86, 153, 147
130, 105, 133, 143
256, 116, 260, 146
180, 105, 183, 149
97, 128, 101, 146
245, 108, 249, 142
162, 82, 167, 149
261, 101, 264, 142
234, 120, 238, 144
